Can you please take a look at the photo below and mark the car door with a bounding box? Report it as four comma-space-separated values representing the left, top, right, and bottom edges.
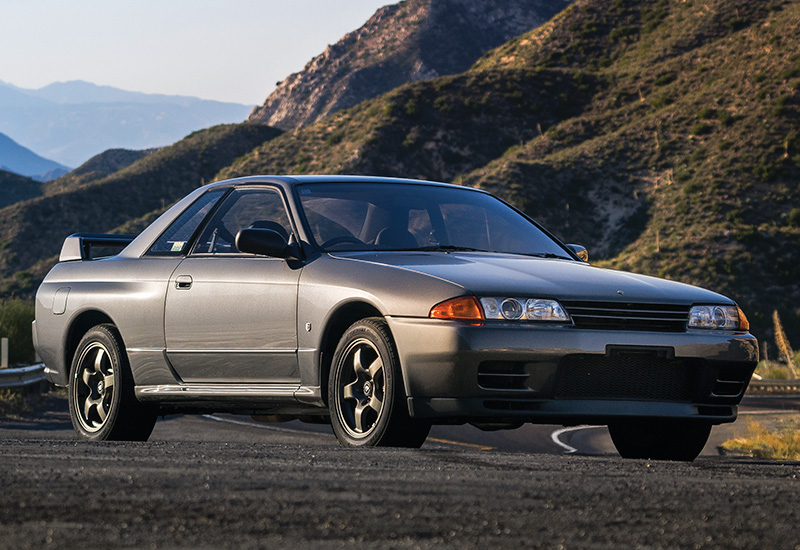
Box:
164, 186, 301, 383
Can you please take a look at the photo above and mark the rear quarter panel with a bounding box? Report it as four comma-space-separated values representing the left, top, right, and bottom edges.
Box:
35, 256, 182, 386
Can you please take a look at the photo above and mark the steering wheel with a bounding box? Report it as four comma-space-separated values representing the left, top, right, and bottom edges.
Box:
320, 235, 364, 249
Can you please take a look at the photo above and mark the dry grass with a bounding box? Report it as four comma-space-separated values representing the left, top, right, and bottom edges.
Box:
721, 417, 800, 460
0, 388, 28, 419
754, 360, 798, 381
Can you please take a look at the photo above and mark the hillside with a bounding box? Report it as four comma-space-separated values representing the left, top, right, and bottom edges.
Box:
0, 81, 252, 167
248, 0, 572, 129
1, 0, 798, 344
0, 170, 41, 210
0, 124, 282, 295
0, 131, 70, 181
462, 0, 800, 335
43, 148, 159, 195
233, 0, 800, 337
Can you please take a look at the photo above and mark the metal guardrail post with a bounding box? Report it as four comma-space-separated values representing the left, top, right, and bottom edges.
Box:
1, 337, 8, 369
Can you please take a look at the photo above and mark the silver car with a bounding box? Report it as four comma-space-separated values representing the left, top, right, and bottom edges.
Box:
33, 176, 758, 460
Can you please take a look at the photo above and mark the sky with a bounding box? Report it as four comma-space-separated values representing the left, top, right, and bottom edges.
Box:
0, 0, 391, 106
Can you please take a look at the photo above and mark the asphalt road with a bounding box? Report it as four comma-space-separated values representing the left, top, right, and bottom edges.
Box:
1, 394, 799, 549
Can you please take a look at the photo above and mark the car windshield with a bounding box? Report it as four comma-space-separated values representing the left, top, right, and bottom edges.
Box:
296, 182, 572, 258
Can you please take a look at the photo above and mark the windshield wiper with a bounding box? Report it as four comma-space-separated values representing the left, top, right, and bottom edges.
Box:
517, 252, 574, 261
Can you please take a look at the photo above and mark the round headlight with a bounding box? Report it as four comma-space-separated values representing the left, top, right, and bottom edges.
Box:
712, 306, 728, 328
689, 305, 743, 330
500, 298, 524, 320
526, 299, 569, 322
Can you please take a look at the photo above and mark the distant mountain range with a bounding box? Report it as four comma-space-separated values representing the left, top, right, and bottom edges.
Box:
0, 80, 252, 167
0, 132, 70, 181
249, 0, 573, 129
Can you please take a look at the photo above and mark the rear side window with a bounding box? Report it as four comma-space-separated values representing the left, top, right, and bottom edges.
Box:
146, 189, 226, 256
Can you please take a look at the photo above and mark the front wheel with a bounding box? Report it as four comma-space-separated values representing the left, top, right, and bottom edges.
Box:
68, 324, 156, 441
608, 420, 711, 461
328, 318, 430, 448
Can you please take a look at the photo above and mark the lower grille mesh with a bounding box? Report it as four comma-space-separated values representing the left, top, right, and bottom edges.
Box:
553, 354, 695, 401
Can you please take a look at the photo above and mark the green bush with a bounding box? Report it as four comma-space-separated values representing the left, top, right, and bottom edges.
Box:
787, 207, 800, 227
0, 299, 35, 365
690, 121, 712, 136
697, 106, 716, 119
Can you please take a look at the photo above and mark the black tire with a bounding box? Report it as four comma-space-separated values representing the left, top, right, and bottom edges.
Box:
608, 419, 711, 461
328, 318, 431, 448
68, 324, 157, 441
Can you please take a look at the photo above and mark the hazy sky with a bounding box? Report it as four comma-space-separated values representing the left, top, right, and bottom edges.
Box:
0, 0, 390, 105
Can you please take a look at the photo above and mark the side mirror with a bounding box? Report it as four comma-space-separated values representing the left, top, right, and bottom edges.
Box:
235, 228, 295, 259
566, 244, 589, 262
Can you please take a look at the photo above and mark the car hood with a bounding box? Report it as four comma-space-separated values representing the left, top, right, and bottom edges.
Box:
333, 251, 733, 305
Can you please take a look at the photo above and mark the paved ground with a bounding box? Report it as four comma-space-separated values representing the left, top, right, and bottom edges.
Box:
0, 393, 799, 549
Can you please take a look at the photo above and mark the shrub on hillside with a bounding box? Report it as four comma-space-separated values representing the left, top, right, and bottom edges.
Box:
0, 298, 35, 365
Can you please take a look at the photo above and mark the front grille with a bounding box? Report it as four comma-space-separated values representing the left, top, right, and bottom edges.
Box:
562, 301, 689, 332
553, 353, 695, 401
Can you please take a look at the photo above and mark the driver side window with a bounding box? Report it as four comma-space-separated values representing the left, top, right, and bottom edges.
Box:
194, 188, 292, 255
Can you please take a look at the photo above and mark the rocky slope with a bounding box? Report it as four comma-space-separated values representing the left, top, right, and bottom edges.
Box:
231, 0, 800, 337
248, 0, 571, 129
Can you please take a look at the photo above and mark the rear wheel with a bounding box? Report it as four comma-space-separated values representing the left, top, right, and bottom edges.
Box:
68, 324, 156, 441
608, 419, 711, 461
328, 318, 430, 448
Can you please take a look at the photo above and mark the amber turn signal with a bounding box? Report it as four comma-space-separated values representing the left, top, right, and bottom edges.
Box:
737, 307, 750, 331
429, 296, 484, 321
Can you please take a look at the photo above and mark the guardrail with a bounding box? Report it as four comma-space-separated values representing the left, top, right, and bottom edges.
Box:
747, 379, 800, 395
0, 363, 46, 389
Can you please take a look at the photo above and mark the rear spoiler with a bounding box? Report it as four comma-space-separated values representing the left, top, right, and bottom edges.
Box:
59, 233, 136, 262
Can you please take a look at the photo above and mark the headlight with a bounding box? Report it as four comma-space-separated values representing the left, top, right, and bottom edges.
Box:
479, 297, 570, 322
688, 305, 749, 330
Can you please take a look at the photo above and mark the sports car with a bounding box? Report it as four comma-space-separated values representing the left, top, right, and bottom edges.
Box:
33, 175, 758, 460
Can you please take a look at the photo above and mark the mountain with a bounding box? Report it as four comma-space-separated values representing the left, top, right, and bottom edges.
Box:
0, 80, 252, 167
0, 0, 798, 346
0, 123, 283, 296
248, 0, 573, 130
0, 131, 70, 181
229, 0, 800, 337
0, 169, 42, 209
43, 148, 158, 196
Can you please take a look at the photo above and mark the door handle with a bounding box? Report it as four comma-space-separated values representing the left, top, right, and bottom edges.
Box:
175, 275, 193, 290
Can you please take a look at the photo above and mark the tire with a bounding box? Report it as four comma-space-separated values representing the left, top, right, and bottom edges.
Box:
328, 318, 431, 448
68, 324, 157, 441
608, 419, 711, 461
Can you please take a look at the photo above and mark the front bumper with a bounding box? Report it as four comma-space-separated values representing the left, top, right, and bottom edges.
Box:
388, 317, 758, 425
